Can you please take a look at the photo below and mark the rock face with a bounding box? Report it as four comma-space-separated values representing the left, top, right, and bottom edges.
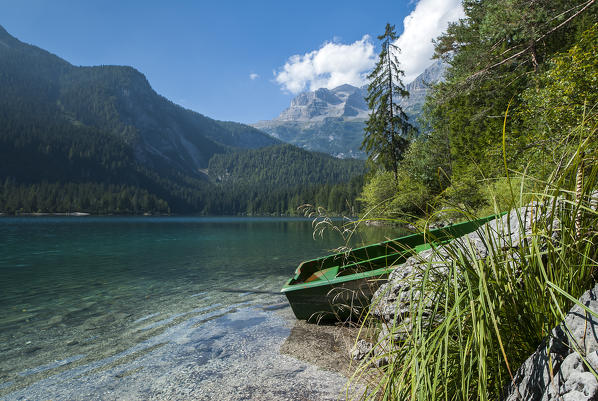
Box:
276, 85, 369, 122
350, 339, 374, 361
253, 85, 369, 159
371, 203, 559, 327
502, 285, 598, 401
253, 60, 446, 159
400, 60, 447, 118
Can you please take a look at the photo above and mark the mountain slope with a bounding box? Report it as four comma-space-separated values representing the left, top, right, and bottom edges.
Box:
209, 144, 364, 188
0, 25, 364, 215
253, 60, 446, 159
206, 144, 365, 215
0, 24, 277, 178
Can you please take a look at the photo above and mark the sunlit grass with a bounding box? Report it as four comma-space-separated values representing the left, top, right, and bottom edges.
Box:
348, 125, 597, 400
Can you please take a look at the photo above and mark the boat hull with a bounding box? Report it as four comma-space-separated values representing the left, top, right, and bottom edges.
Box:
282, 214, 502, 322
284, 272, 389, 322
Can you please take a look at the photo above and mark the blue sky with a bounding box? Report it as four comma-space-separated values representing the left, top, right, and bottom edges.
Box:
0, 0, 463, 123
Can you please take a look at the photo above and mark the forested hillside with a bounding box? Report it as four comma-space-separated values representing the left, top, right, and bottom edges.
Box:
206, 145, 365, 215
0, 24, 276, 173
360, 1, 597, 220
209, 144, 363, 188
0, 25, 364, 215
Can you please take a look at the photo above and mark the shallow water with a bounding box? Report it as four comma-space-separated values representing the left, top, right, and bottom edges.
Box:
0, 217, 399, 400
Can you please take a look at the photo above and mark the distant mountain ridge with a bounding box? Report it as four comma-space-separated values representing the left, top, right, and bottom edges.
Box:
276, 84, 369, 122
400, 60, 447, 118
0, 24, 277, 179
253, 60, 447, 159
0, 25, 365, 215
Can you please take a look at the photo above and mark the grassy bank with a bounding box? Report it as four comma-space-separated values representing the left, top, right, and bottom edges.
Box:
349, 131, 597, 400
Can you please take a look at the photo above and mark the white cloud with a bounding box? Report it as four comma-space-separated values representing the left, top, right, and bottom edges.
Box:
395, 0, 464, 82
274, 35, 376, 94
249, 73, 259, 80
273, 0, 463, 93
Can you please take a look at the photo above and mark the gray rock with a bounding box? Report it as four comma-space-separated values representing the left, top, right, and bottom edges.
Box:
561, 353, 586, 381
562, 390, 593, 401
586, 351, 598, 373
350, 340, 373, 361
562, 371, 598, 399
561, 286, 598, 355
372, 202, 562, 329
503, 326, 570, 401
502, 284, 598, 401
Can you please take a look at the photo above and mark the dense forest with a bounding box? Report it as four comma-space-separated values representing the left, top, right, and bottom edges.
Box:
360, 1, 597, 222
206, 144, 365, 215
0, 128, 366, 215
0, 25, 365, 216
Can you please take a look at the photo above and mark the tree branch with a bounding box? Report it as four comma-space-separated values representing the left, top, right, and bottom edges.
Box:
469, 0, 595, 80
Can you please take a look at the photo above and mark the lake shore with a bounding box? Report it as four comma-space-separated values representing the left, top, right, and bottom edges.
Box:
2, 304, 361, 401
0, 217, 393, 400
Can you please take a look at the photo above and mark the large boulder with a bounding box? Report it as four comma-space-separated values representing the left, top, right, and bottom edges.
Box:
371, 203, 560, 327
502, 284, 598, 401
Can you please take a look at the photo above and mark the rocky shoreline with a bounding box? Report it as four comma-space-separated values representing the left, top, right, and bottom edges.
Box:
350, 202, 598, 399
502, 285, 598, 401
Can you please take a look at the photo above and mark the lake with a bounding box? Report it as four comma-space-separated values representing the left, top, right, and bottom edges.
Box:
0, 217, 399, 400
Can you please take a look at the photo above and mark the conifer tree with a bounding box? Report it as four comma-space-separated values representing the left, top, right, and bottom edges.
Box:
362, 23, 414, 181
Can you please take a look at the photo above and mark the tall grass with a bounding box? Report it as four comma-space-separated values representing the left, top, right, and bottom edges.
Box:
350, 127, 598, 400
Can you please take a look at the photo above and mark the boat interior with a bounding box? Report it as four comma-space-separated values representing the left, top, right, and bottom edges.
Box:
286, 214, 502, 287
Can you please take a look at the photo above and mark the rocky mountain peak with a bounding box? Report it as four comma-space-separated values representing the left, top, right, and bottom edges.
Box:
252, 60, 447, 159
399, 59, 447, 116
277, 84, 368, 122
332, 83, 360, 93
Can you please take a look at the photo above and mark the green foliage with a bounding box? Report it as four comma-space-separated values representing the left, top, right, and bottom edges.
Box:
207, 145, 366, 216
390, 174, 431, 217
359, 170, 431, 218
359, 1, 597, 222
356, 136, 598, 401
399, 132, 452, 193
362, 23, 414, 179
442, 173, 486, 211
426, 0, 597, 177
476, 176, 535, 217
0, 180, 169, 215
208, 144, 364, 189
358, 171, 398, 216
519, 22, 598, 170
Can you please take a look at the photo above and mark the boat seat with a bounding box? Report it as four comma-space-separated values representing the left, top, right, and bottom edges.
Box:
304, 266, 339, 283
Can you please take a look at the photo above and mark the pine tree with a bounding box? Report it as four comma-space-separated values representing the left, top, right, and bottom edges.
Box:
362, 23, 414, 181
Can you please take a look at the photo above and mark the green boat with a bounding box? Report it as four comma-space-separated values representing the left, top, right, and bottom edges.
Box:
281, 215, 501, 323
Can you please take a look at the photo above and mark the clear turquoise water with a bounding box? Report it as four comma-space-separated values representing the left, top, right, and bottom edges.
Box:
0, 217, 398, 399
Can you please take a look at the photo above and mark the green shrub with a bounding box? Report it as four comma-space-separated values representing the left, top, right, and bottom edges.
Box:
352, 128, 597, 401
359, 170, 432, 220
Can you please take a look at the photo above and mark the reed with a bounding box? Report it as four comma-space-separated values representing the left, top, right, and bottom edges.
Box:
349, 124, 598, 400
